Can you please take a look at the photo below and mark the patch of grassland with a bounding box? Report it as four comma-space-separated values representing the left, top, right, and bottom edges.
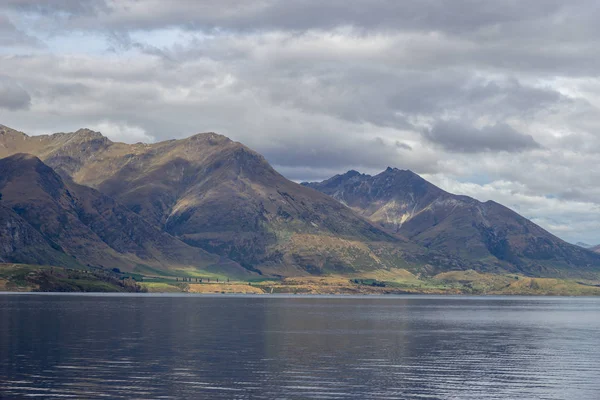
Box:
170, 268, 230, 281
431, 270, 600, 296
132, 264, 173, 277
432, 270, 516, 294
141, 282, 186, 293
497, 277, 600, 296
0, 263, 47, 291
187, 283, 265, 294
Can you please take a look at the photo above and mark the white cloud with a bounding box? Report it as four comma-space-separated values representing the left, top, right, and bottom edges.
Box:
90, 121, 154, 143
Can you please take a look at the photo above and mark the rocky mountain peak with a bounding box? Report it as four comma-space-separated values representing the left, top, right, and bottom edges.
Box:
0, 124, 28, 138
343, 169, 362, 178
4, 152, 41, 163
74, 128, 104, 137
0, 153, 53, 178
187, 131, 233, 146
57, 128, 112, 144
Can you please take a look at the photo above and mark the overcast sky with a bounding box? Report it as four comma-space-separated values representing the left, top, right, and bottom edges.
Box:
1, 1, 600, 244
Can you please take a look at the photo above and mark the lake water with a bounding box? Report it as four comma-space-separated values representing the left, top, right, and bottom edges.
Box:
1, 294, 599, 399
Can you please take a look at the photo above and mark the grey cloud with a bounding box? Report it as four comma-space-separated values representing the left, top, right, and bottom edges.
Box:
0, 76, 31, 110
423, 121, 541, 153
151, 37, 567, 130
2, 0, 569, 34
5, 1, 600, 78
395, 141, 412, 151
1, 0, 105, 16
0, 14, 41, 47
263, 136, 409, 171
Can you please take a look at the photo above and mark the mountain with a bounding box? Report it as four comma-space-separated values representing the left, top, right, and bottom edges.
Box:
576, 242, 594, 249
0, 153, 250, 277
591, 245, 600, 254
303, 168, 600, 278
0, 202, 81, 268
0, 126, 412, 276
3, 124, 600, 279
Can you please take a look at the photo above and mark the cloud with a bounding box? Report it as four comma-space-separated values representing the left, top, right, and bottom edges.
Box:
0, 1, 572, 35
1, 0, 105, 16
0, 14, 41, 47
2, 1, 600, 242
423, 120, 541, 153
90, 121, 154, 143
0, 76, 31, 110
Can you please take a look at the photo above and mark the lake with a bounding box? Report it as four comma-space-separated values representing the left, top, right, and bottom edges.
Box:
1, 294, 599, 399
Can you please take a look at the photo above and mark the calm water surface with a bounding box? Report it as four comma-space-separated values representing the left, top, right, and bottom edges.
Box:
1, 294, 599, 399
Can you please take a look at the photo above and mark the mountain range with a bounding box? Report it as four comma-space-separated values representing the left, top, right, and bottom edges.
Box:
303, 169, 600, 277
1, 124, 599, 279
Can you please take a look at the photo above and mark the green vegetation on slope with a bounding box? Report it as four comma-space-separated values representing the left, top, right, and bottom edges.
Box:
0, 264, 146, 292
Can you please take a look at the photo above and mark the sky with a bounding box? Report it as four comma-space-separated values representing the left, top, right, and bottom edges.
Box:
1, 1, 600, 245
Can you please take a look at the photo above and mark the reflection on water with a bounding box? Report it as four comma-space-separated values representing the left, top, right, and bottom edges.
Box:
1, 294, 600, 399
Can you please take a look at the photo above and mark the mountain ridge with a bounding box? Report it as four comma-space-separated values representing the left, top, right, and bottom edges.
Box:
2, 124, 600, 278
0, 152, 251, 278
303, 168, 600, 278
0, 126, 415, 276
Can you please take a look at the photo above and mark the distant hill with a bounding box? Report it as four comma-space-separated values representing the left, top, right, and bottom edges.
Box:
303, 168, 600, 278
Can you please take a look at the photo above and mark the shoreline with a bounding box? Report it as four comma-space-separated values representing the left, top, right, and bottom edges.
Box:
2, 263, 600, 296
2, 291, 599, 298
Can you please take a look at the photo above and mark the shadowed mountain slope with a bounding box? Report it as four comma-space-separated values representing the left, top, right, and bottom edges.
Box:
303, 168, 600, 278
0, 203, 82, 268
0, 153, 249, 277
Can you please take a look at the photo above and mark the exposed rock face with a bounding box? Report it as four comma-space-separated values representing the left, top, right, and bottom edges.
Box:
304, 168, 600, 278
0, 204, 80, 267
0, 153, 249, 276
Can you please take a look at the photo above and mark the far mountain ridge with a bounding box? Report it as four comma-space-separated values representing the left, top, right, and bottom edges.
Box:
576, 242, 594, 249
303, 167, 600, 277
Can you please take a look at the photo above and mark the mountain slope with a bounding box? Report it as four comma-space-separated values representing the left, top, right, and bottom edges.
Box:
0, 126, 411, 276
591, 245, 600, 254
0, 153, 249, 277
304, 168, 600, 278
0, 203, 82, 268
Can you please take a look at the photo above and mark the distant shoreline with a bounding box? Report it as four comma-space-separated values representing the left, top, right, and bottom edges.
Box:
2, 291, 600, 298
3, 263, 600, 296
